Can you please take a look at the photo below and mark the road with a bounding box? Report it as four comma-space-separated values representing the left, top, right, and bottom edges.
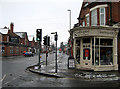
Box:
1, 52, 120, 88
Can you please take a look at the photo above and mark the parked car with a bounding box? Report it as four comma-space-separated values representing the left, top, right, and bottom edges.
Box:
24, 52, 34, 57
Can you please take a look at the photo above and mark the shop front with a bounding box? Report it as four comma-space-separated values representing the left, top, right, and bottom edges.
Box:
72, 26, 119, 71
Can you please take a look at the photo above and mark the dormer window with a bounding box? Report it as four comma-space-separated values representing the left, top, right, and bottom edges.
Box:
84, 2, 88, 7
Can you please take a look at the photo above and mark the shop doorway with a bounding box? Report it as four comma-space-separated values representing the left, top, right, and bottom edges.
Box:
82, 38, 92, 67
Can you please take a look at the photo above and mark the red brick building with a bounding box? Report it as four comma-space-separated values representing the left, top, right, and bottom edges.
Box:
69, 1, 120, 71
77, 1, 120, 26
0, 23, 38, 57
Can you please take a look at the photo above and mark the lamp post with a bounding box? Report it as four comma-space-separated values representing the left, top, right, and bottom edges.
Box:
51, 32, 58, 73
68, 9, 71, 57
68, 9, 71, 30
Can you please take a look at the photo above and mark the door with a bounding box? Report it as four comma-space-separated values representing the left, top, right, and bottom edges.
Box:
82, 43, 92, 67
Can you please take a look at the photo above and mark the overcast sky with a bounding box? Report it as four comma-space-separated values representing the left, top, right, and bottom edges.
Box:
0, 0, 82, 47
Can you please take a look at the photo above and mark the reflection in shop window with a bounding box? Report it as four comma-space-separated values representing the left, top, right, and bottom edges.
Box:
92, 38, 113, 65
95, 47, 99, 65
76, 47, 80, 63
100, 47, 113, 65
76, 39, 80, 46
100, 39, 113, 46
100, 39, 113, 65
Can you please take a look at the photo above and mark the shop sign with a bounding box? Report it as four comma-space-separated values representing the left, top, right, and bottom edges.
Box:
74, 30, 89, 37
99, 30, 114, 36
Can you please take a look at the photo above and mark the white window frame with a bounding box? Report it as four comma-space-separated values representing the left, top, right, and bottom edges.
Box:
86, 14, 89, 26
100, 8, 106, 26
91, 9, 97, 26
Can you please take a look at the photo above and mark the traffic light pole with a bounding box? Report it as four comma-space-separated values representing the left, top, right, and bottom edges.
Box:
55, 35, 57, 73
38, 41, 41, 68
46, 45, 47, 66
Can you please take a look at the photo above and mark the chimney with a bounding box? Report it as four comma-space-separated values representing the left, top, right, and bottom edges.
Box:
10, 22, 14, 32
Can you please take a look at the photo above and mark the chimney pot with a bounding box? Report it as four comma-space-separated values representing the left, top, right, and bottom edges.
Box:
10, 22, 14, 32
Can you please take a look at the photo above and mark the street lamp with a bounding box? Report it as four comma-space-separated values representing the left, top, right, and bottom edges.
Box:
67, 9, 71, 30
51, 32, 58, 73
68, 9, 72, 57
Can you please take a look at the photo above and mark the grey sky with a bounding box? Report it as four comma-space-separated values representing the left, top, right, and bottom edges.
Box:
0, 0, 82, 47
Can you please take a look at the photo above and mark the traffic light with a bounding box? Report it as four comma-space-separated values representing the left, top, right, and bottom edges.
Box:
47, 36, 50, 46
43, 36, 47, 45
36, 29, 42, 41
54, 34, 58, 41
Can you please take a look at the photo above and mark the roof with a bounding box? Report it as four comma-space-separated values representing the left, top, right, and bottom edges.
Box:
15, 32, 27, 38
8, 30, 20, 37
0, 28, 8, 34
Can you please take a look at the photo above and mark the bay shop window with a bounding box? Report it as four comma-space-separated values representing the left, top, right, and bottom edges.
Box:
92, 38, 113, 66
73, 27, 119, 71
75, 37, 113, 66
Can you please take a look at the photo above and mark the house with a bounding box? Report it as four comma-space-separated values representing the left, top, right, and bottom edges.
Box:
0, 22, 37, 56
15, 32, 29, 54
69, 1, 120, 71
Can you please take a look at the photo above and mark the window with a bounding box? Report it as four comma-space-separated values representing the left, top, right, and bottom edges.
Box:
100, 39, 113, 65
86, 15, 89, 26
16, 47, 19, 54
91, 9, 97, 26
10, 47, 13, 54
100, 8, 105, 25
84, 2, 88, 7
82, 21, 85, 27
92, 38, 113, 66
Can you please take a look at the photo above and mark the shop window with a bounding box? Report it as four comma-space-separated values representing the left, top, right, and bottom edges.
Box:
76, 39, 80, 46
83, 38, 90, 43
95, 38, 99, 45
100, 39, 113, 65
100, 39, 113, 46
100, 47, 113, 65
92, 38, 113, 66
76, 47, 80, 64
95, 47, 99, 65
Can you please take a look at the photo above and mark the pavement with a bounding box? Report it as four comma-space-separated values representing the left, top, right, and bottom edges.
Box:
26, 54, 120, 81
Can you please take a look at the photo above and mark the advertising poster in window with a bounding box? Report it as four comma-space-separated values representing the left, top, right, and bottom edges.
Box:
83, 49, 90, 60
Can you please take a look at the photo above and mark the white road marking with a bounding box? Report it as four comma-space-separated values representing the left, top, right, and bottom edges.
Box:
4, 75, 22, 85
0, 74, 6, 82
